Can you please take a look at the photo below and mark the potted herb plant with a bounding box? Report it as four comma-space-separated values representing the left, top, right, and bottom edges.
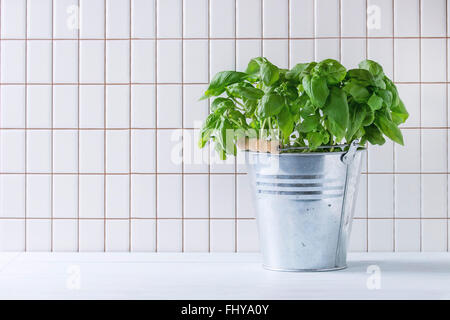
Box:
198, 58, 408, 271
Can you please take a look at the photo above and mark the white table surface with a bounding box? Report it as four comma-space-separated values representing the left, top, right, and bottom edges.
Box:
0, 252, 449, 300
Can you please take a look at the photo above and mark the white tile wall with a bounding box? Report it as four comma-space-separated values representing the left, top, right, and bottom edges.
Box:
0, 0, 448, 252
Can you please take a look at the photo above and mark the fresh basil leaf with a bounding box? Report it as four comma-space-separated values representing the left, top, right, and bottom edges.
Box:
227, 83, 264, 100
298, 114, 320, 133
306, 131, 323, 149
285, 62, 313, 81
374, 111, 404, 145
390, 99, 409, 125
376, 89, 393, 108
343, 80, 370, 103
277, 106, 294, 143
367, 93, 384, 111
314, 59, 347, 85
260, 60, 280, 86
201, 71, 248, 99
257, 93, 285, 117
323, 87, 349, 141
302, 75, 329, 108
359, 60, 384, 79
346, 103, 367, 142
211, 97, 234, 112
364, 124, 386, 145
362, 109, 375, 126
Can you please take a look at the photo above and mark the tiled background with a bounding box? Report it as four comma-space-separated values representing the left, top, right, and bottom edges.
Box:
0, 0, 448, 252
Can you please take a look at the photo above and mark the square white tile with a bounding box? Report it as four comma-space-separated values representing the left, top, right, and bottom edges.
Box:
367, 0, 393, 37
106, 0, 130, 38
210, 40, 235, 77
53, 85, 78, 128
210, 0, 235, 38
394, 39, 420, 82
131, 85, 156, 128
131, 219, 156, 251
1, 0, 26, 38
131, 174, 156, 218
106, 175, 129, 218
183, 129, 209, 173
183, 219, 209, 252
53, 40, 78, 83
368, 174, 394, 218
421, 84, 446, 127
131, 40, 155, 83
394, 129, 420, 172
341, 0, 366, 37
131, 0, 155, 38
368, 219, 394, 252
210, 145, 235, 173
1, 40, 25, 83
79, 85, 104, 128
26, 130, 51, 173
354, 174, 367, 219
421, 174, 447, 218
183, 0, 208, 38
183, 40, 208, 83
236, 0, 261, 38
26, 174, 51, 218
157, 85, 182, 128
368, 141, 393, 172
156, 129, 183, 173
314, 0, 339, 37
157, 0, 182, 38
53, 0, 78, 38
0, 130, 25, 172
53, 219, 78, 252
421, 39, 446, 83
341, 39, 366, 70
1, 85, 25, 128
290, 0, 314, 38
210, 219, 235, 252
368, 39, 393, 79
236, 40, 261, 72
106, 130, 129, 173
394, 0, 419, 37
53, 130, 78, 173
80, 0, 105, 38
79, 130, 104, 173
262, 40, 288, 69
106, 85, 130, 128
106, 40, 130, 83
422, 219, 447, 252
395, 174, 420, 218
157, 40, 182, 83
27, 85, 52, 128
80, 40, 105, 83
0, 175, 25, 218
79, 219, 104, 251
315, 39, 339, 61
26, 219, 51, 251
79, 175, 104, 218
131, 129, 156, 173
262, 0, 288, 38
236, 174, 255, 218
184, 174, 209, 218
183, 85, 208, 128
237, 219, 259, 252
421, 129, 447, 173
210, 174, 235, 218
396, 84, 420, 127
349, 219, 367, 252
421, 0, 446, 37
157, 219, 182, 252
395, 219, 421, 252
157, 174, 182, 218
0, 220, 25, 251
289, 40, 315, 65
53, 175, 78, 218
105, 219, 129, 251
27, 40, 52, 83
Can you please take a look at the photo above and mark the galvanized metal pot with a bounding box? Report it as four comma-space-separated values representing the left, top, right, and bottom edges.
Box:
247, 143, 364, 272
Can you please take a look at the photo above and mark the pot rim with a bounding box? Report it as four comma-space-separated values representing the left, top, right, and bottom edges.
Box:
243, 148, 366, 157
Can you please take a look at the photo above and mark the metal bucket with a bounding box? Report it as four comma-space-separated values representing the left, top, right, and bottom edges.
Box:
247, 143, 364, 271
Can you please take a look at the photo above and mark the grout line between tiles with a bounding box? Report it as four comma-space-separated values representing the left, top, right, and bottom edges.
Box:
103, 0, 107, 252
77, 0, 81, 252
419, 0, 423, 252
365, 0, 369, 252
181, 0, 185, 253
154, 0, 158, 252
129, 0, 132, 252
207, 0, 211, 253
24, 0, 28, 251
234, 0, 238, 253
446, 0, 449, 252
392, 0, 396, 252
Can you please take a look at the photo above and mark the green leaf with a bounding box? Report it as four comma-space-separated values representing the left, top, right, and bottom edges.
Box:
245, 57, 264, 75
285, 62, 315, 82
364, 124, 386, 145
306, 131, 323, 149
390, 99, 409, 125
343, 80, 370, 103
367, 93, 384, 111
346, 103, 367, 141
323, 87, 349, 141
314, 59, 347, 85
362, 109, 375, 126
302, 75, 329, 108
374, 111, 404, 145
227, 83, 264, 100
201, 71, 248, 99
346, 69, 375, 86
257, 93, 285, 117
211, 97, 234, 112
277, 107, 294, 143
215, 118, 236, 155
298, 114, 320, 133
358, 60, 384, 79
198, 113, 219, 148
260, 60, 280, 86
376, 89, 393, 108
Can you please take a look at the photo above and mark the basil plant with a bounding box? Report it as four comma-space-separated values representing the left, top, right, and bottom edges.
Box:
198, 57, 408, 159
